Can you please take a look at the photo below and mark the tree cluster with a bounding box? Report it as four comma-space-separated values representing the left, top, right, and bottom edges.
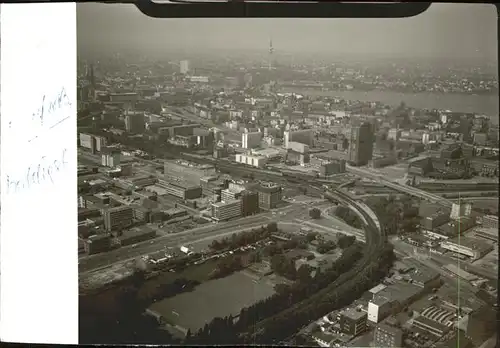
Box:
80, 280, 180, 345
336, 234, 356, 249
270, 254, 297, 280
241, 243, 396, 344
334, 205, 363, 229
186, 315, 238, 345
189, 242, 369, 344
309, 208, 321, 219
210, 255, 243, 279
210, 224, 274, 251
316, 240, 337, 254
365, 196, 420, 235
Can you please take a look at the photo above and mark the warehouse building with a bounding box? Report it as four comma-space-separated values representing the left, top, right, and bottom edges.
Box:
440, 236, 493, 260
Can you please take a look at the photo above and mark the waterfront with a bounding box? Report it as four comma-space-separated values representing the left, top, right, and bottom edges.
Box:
279, 88, 499, 124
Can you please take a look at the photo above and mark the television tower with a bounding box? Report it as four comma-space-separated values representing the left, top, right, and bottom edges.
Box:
268, 38, 274, 71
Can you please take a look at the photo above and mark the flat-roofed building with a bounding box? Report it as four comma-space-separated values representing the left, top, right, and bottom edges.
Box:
339, 307, 367, 336
472, 227, 497, 242
103, 205, 134, 231
373, 323, 403, 348
84, 233, 112, 255
211, 199, 242, 221
440, 236, 493, 260
368, 296, 393, 323
157, 181, 202, 200
411, 315, 452, 338
164, 160, 216, 184
242, 131, 262, 149
235, 154, 267, 168
284, 129, 313, 148
481, 215, 498, 229
118, 226, 156, 246
257, 183, 282, 209
125, 112, 145, 133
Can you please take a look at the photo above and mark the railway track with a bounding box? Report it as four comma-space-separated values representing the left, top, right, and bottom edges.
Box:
246, 187, 385, 337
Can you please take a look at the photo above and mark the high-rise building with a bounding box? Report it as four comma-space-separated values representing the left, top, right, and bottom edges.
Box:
460, 116, 473, 143
284, 129, 313, 148
211, 200, 242, 221
450, 202, 472, 220
104, 206, 134, 231
257, 183, 282, 209
101, 148, 121, 167
241, 191, 259, 216
348, 123, 373, 166
180, 60, 190, 74
125, 112, 145, 133
242, 132, 262, 149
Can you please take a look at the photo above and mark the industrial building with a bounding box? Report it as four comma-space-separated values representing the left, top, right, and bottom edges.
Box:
472, 227, 497, 242
101, 147, 121, 167
164, 160, 216, 183
158, 181, 202, 200
221, 184, 245, 202
79, 132, 107, 153
373, 322, 403, 348
319, 160, 346, 177
84, 234, 112, 255
287, 141, 309, 154
242, 131, 263, 149
421, 210, 450, 231
411, 314, 452, 338
440, 236, 493, 260
450, 202, 472, 220
339, 307, 367, 336
211, 199, 242, 221
367, 296, 393, 324
117, 226, 156, 246
235, 154, 267, 168
284, 129, 313, 148
103, 205, 134, 231
257, 183, 282, 209
125, 112, 146, 133
481, 215, 498, 229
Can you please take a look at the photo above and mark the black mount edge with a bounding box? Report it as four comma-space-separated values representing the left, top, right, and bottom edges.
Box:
134, 1, 432, 19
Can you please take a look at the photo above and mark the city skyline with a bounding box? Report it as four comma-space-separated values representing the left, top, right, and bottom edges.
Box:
77, 3, 497, 63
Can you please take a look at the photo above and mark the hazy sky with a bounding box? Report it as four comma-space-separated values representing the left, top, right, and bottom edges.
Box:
77, 3, 497, 62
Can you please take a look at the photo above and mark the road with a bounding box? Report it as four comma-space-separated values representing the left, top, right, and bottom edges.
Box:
79, 214, 271, 273
79, 200, 324, 274
346, 165, 453, 208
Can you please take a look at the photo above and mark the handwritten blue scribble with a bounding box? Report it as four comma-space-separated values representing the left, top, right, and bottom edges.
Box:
31, 87, 72, 126
5, 148, 68, 194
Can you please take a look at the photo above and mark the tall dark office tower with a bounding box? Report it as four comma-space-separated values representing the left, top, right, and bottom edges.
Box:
348, 122, 374, 166
460, 116, 473, 143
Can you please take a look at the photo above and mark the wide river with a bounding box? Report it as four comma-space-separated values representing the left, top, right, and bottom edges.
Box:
279, 88, 499, 124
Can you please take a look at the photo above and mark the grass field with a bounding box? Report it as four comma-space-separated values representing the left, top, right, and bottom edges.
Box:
149, 271, 275, 332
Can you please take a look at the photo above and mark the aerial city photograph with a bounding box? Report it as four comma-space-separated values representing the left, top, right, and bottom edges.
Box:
77, 3, 498, 347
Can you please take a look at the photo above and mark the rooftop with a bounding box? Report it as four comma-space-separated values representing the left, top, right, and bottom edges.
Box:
369, 284, 387, 294
374, 281, 422, 305
376, 322, 402, 336
341, 307, 367, 321
443, 236, 492, 252
211, 199, 241, 208
412, 315, 450, 336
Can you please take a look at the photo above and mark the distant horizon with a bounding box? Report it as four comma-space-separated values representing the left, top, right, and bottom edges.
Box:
77, 3, 498, 64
